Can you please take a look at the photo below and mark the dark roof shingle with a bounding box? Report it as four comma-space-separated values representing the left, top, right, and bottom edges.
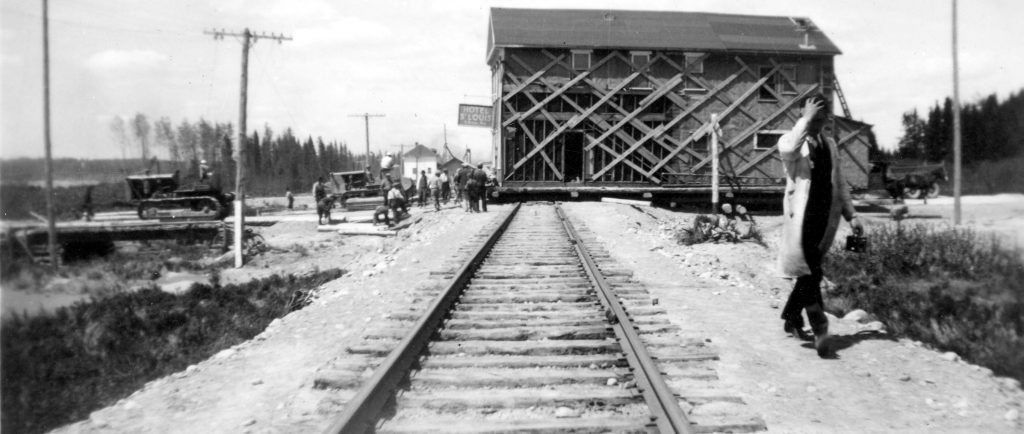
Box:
488, 8, 840, 63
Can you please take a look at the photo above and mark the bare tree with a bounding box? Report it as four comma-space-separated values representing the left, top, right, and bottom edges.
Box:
154, 117, 179, 164
109, 116, 130, 162
131, 113, 151, 167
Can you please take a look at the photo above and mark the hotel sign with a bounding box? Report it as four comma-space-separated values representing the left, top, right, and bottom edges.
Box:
457, 104, 493, 128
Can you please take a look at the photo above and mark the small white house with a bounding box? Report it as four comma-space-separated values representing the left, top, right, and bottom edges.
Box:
403, 143, 438, 178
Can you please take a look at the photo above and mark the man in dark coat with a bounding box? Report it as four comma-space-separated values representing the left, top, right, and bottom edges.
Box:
777, 96, 864, 357
472, 163, 489, 212
456, 164, 473, 212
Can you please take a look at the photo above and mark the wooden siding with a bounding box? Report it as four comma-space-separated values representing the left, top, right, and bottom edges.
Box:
493, 47, 873, 191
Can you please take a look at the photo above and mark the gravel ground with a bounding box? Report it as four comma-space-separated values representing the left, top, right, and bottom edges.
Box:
48, 194, 1024, 433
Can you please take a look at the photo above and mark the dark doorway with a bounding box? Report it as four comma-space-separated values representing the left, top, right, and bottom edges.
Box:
563, 132, 584, 182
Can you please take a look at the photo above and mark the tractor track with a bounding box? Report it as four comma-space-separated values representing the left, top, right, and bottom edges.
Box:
315, 203, 765, 433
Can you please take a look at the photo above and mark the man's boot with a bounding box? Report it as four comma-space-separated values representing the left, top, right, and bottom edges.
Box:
806, 304, 830, 357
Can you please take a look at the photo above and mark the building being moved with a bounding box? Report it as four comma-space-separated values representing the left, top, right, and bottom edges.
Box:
486, 8, 875, 200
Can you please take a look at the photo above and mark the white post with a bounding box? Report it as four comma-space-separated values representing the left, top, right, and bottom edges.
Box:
710, 113, 720, 212
951, 0, 962, 224
234, 200, 243, 265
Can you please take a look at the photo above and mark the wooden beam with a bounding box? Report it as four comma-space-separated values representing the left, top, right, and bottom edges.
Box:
509, 70, 642, 173
521, 51, 662, 183
502, 52, 617, 127
584, 74, 682, 152
588, 77, 687, 179
645, 67, 777, 177
503, 54, 567, 103
502, 72, 565, 179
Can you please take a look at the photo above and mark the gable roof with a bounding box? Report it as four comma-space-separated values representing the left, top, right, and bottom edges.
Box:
403, 143, 438, 160
487, 8, 841, 63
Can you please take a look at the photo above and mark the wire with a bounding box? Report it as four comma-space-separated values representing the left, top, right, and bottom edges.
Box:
251, 47, 299, 128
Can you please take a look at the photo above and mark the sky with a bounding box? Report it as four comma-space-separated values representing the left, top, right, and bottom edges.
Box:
2, 0, 1022, 163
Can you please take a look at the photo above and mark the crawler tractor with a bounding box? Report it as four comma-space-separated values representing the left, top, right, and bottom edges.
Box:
126, 172, 234, 220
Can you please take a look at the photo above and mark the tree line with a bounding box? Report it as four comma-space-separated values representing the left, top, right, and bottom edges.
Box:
109, 114, 378, 196
894, 89, 1024, 164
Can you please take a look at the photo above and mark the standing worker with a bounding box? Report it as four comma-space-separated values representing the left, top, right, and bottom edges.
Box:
440, 169, 451, 204
777, 96, 864, 357
380, 174, 393, 207
80, 185, 95, 222
286, 189, 294, 210
462, 163, 479, 212
312, 176, 327, 206
417, 170, 429, 208
451, 167, 463, 207
428, 171, 442, 211
473, 163, 489, 212
380, 152, 395, 180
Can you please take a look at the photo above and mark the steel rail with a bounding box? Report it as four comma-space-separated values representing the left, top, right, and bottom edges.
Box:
324, 202, 523, 434
555, 204, 695, 434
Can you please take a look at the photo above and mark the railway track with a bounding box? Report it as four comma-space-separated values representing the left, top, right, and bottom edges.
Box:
316, 203, 765, 433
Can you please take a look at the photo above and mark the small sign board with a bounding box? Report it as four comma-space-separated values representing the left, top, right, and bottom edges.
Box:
457, 104, 493, 128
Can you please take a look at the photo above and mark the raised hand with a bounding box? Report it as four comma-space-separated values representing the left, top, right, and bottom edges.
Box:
801, 97, 824, 123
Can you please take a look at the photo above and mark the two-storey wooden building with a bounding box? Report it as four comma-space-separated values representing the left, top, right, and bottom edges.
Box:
486, 8, 874, 200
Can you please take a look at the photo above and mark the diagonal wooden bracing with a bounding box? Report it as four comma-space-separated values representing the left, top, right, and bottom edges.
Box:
602, 53, 753, 180
502, 69, 571, 179
506, 52, 661, 182
700, 84, 819, 174
644, 59, 783, 178
499, 47, 850, 186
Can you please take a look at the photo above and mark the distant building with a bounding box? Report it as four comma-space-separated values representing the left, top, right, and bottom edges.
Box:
403, 143, 438, 178
439, 157, 466, 176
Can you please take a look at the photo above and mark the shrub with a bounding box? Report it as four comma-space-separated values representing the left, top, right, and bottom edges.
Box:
825, 223, 1024, 383
1, 269, 344, 434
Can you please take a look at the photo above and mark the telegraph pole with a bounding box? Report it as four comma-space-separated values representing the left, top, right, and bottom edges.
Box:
951, 0, 963, 224
205, 28, 291, 268
349, 113, 384, 170
42, 0, 57, 267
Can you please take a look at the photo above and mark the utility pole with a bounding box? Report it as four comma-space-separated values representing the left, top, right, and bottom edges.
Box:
951, 0, 963, 224
42, 0, 57, 268
710, 113, 720, 212
349, 113, 384, 170
205, 28, 291, 268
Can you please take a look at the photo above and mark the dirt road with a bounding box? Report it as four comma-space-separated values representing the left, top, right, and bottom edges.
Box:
53, 196, 1024, 433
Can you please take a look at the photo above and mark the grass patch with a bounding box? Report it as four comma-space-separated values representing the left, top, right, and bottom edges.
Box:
825, 223, 1024, 383
2, 241, 213, 296
1, 269, 344, 434
960, 156, 1024, 195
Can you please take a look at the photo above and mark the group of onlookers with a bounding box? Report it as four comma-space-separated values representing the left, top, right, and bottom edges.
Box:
453, 163, 491, 212
304, 153, 495, 227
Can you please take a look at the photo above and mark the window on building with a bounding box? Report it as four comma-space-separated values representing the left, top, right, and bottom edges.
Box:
780, 65, 798, 95
630, 51, 651, 68
684, 53, 704, 74
571, 50, 592, 71
691, 133, 709, 152
755, 131, 786, 150
820, 64, 834, 91
758, 66, 779, 101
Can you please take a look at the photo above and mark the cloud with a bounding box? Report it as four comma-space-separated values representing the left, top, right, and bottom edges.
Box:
85, 49, 169, 73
